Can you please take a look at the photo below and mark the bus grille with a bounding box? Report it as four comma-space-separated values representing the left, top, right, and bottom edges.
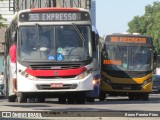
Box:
36, 76, 77, 79
111, 84, 142, 90
105, 71, 151, 78
29, 64, 82, 70
36, 84, 77, 90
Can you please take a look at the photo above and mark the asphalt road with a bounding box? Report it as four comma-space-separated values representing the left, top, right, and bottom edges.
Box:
0, 94, 160, 120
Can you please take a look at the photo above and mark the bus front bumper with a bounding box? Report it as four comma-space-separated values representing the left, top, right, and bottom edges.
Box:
100, 80, 152, 93
17, 74, 94, 92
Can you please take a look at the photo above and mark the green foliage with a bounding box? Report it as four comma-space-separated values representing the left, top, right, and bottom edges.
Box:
127, 1, 160, 53
0, 0, 7, 28
0, 14, 7, 28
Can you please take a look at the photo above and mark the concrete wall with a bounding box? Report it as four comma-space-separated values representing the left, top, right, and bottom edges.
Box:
90, 0, 96, 26
0, 0, 14, 24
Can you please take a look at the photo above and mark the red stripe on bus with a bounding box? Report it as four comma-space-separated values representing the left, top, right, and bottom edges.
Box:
25, 67, 86, 77
31, 7, 80, 12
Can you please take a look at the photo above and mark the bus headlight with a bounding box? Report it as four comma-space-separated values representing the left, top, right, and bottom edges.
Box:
77, 69, 92, 79
18, 69, 35, 80
93, 74, 100, 85
28, 74, 35, 80
142, 78, 152, 86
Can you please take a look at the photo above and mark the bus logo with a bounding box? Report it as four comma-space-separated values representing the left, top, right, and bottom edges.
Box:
54, 71, 58, 76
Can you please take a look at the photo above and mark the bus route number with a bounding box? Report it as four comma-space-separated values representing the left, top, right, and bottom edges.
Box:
29, 14, 39, 21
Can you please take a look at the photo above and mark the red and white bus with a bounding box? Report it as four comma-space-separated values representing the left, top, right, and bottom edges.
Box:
4, 7, 97, 104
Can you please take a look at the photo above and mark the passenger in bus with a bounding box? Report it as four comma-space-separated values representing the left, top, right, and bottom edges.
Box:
135, 53, 143, 66
21, 32, 40, 59
9, 33, 17, 93
30, 34, 49, 59
21, 37, 32, 58
135, 53, 150, 70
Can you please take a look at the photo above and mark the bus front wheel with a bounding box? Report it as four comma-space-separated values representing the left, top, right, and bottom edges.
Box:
142, 93, 149, 101
129, 93, 149, 101
86, 97, 95, 102
8, 95, 16, 102
128, 95, 135, 100
75, 92, 86, 104
99, 91, 106, 101
58, 96, 67, 104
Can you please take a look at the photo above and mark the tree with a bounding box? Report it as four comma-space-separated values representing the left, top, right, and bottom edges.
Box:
127, 1, 160, 53
0, 0, 7, 28
0, 14, 7, 28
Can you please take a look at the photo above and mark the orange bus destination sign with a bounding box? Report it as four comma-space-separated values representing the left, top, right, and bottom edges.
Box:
103, 60, 122, 65
109, 37, 146, 43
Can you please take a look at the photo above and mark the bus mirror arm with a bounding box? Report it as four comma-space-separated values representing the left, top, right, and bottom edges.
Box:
152, 51, 157, 73
95, 34, 99, 45
154, 51, 157, 61
92, 31, 96, 52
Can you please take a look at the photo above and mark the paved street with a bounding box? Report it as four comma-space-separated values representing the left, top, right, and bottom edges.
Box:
0, 94, 160, 119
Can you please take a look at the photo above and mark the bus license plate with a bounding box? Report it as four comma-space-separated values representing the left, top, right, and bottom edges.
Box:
123, 87, 131, 90
51, 83, 63, 88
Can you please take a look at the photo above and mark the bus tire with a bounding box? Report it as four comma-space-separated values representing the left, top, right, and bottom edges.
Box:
76, 92, 86, 104
142, 93, 149, 101
58, 96, 66, 104
67, 97, 75, 104
8, 95, 16, 102
86, 97, 95, 102
99, 91, 106, 101
17, 92, 27, 103
128, 95, 135, 101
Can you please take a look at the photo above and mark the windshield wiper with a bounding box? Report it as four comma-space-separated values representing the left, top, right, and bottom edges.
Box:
36, 24, 42, 48
114, 44, 123, 59
133, 45, 143, 57
72, 23, 85, 48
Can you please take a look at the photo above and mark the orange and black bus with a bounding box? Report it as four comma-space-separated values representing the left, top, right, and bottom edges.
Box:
100, 33, 155, 101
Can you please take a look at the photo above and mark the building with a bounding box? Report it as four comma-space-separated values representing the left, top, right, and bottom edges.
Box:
90, 0, 96, 26
0, 0, 14, 53
0, 0, 14, 72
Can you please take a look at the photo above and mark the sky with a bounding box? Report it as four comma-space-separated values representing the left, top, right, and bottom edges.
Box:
96, 0, 157, 36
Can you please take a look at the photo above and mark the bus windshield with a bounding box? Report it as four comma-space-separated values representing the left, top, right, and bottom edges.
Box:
102, 45, 152, 71
18, 25, 91, 61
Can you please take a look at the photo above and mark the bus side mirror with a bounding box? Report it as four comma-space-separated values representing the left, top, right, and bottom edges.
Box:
92, 31, 96, 52
11, 31, 17, 43
154, 52, 157, 61
95, 33, 99, 45
102, 43, 106, 51
153, 52, 158, 70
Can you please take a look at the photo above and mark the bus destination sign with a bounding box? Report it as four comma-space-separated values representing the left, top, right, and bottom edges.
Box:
19, 12, 90, 22
110, 37, 146, 43
29, 13, 81, 21
105, 36, 152, 44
